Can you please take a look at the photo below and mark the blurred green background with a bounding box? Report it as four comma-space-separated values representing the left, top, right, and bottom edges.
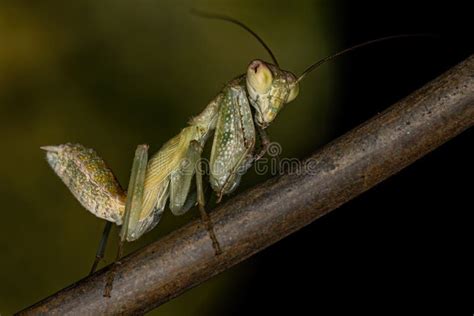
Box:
0, 0, 338, 314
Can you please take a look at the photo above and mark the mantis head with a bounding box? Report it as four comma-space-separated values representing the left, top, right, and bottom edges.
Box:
242, 32, 427, 129
246, 59, 299, 128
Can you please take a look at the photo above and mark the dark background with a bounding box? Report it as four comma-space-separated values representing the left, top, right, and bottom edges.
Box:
0, 1, 471, 315
221, 2, 472, 315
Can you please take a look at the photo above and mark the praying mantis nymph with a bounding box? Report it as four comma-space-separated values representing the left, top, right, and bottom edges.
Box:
41, 10, 430, 296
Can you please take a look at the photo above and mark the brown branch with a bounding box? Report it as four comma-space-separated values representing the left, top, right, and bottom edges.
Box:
16, 54, 474, 315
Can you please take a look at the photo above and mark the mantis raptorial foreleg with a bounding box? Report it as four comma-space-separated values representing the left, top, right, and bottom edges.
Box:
210, 81, 256, 203
254, 125, 284, 175
254, 125, 271, 161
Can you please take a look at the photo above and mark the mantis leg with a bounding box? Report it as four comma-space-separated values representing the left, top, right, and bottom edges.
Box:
192, 141, 222, 255
169, 142, 200, 216
254, 125, 271, 161
89, 221, 113, 275
254, 126, 283, 174
104, 144, 148, 297
168, 140, 221, 254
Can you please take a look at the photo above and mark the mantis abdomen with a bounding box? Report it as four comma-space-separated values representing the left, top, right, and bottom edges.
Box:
42, 144, 126, 225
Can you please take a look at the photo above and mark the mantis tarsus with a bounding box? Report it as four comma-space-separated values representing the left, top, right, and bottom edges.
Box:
41, 10, 430, 296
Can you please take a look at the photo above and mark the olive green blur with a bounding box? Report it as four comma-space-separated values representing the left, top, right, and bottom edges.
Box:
0, 1, 338, 314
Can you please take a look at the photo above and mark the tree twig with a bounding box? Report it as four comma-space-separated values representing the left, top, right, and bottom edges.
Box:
16, 54, 474, 315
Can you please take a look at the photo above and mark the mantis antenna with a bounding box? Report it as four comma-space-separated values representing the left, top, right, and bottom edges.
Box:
298, 34, 435, 82
191, 9, 280, 67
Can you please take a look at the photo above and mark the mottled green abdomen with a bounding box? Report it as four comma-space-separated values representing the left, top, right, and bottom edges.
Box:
43, 143, 126, 224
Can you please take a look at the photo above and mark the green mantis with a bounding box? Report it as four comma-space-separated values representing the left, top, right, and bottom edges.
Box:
42, 11, 428, 294
42, 13, 300, 262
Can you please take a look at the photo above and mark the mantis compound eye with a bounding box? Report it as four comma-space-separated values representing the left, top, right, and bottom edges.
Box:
286, 84, 299, 103
285, 73, 300, 103
246, 59, 273, 94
